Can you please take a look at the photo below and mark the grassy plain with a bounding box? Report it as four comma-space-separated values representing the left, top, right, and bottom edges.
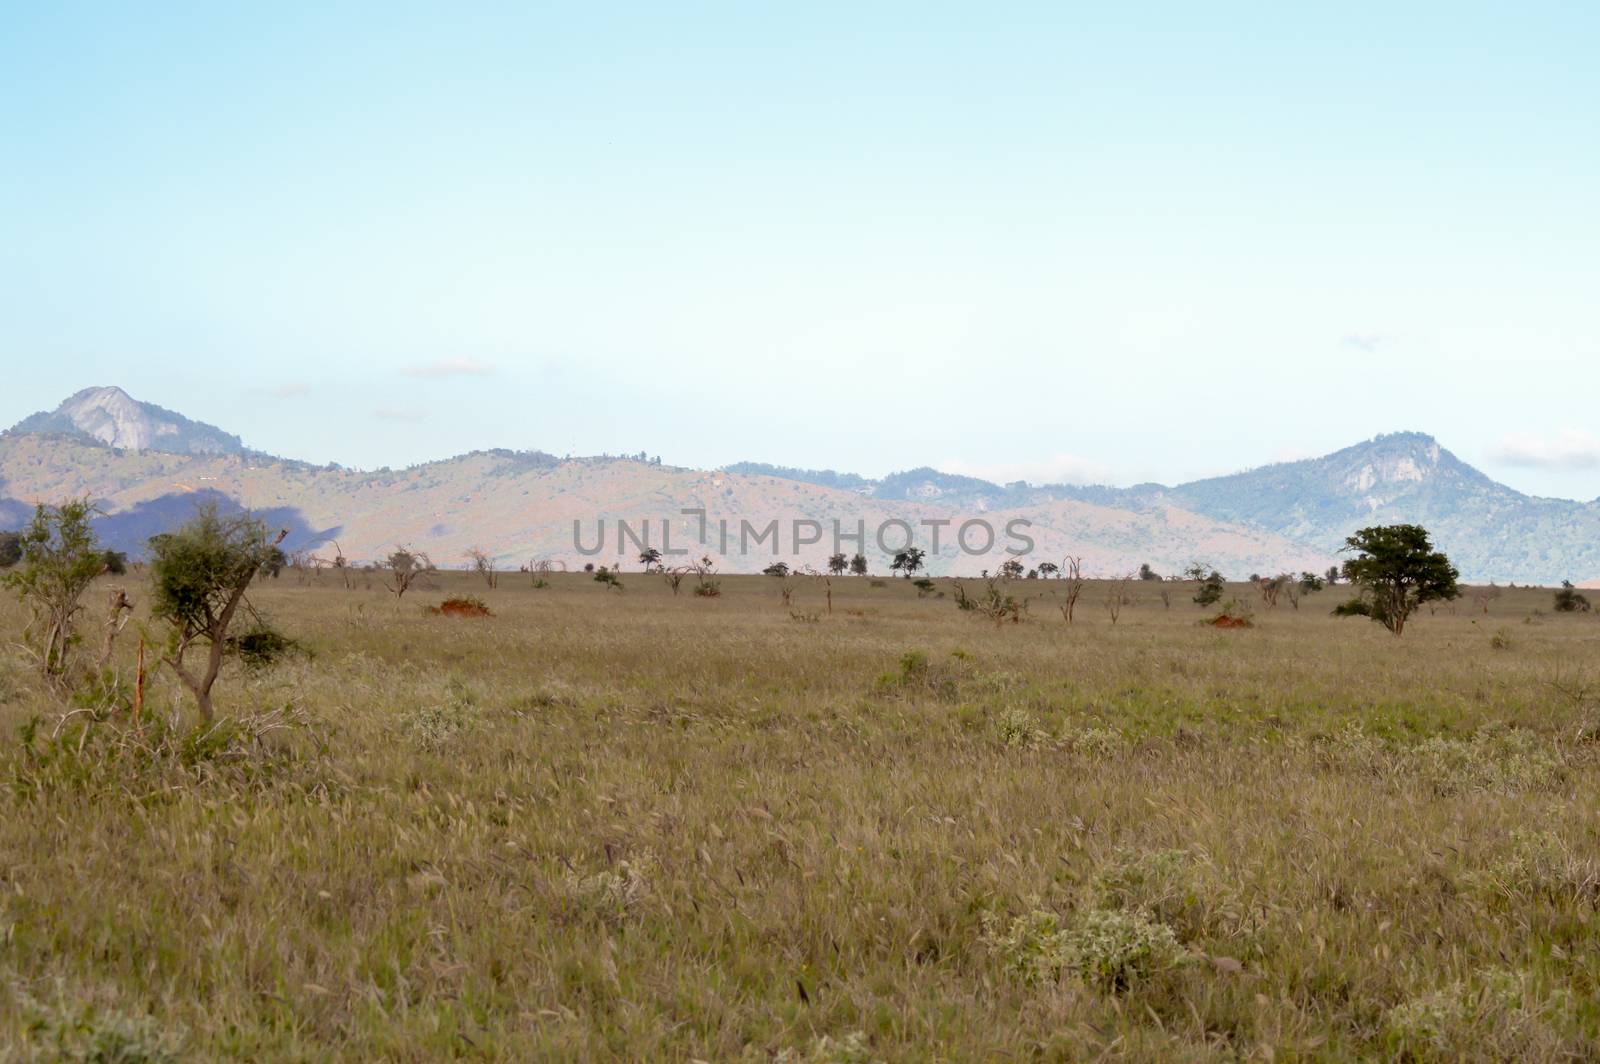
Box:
0, 569, 1598, 1060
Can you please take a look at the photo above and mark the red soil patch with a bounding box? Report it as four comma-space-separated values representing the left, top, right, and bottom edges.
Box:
432, 597, 493, 618
1208, 614, 1253, 629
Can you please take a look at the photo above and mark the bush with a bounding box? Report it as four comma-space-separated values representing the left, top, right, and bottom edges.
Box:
8, 706, 311, 802
0, 530, 20, 568
226, 622, 306, 670
1553, 581, 1591, 613
984, 907, 1184, 991
1384, 968, 1569, 1059
1332, 598, 1372, 617
1193, 571, 1225, 606
16, 993, 184, 1063
3, 499, 105, 681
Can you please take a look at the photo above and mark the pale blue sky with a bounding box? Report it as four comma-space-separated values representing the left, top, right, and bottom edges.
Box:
3, 3, 1597, 497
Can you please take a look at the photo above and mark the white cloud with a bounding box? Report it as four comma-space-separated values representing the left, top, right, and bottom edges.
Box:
373, 407, 428, 423
402, 357, 496, 378
941, 453, 1117, 486
1488, 429, 1600, 470
1341, 333, 1385, 352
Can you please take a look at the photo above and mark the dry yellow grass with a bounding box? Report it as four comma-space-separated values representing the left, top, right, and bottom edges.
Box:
0, 569, 1597, 1060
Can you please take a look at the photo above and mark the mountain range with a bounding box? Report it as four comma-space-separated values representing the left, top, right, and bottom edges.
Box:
2, 386, 1595, 584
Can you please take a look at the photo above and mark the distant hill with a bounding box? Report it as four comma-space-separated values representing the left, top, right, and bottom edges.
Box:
730, 433, 1600, 584
4, 388, 1598, 582
0, 431, 1329, 579
11, 386, 244, 456
1161, 433, 1600, 584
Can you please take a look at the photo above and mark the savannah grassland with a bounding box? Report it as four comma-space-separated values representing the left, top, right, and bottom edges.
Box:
1, 569, 1598, 1061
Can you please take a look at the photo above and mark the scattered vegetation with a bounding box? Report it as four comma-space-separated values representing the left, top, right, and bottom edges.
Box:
0, 556, 1594, 1057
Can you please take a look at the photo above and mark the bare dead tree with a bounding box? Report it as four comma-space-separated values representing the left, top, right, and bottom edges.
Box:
1104, 573, 1133, 625
662, 566, 689, 595
328, 540, 352, 589
465, 546, 498, 589
955, 574, 1026, 627
814, 569, 834, 615
1470, 584, 1503, 614
1057, 556, 1086, 624
96, 587, 134, 673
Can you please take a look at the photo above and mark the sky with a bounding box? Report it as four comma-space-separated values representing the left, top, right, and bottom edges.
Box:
3, 3, 1598, 498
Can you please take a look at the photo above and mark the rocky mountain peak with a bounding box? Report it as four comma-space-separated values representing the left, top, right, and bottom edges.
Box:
9, 386, 244, 456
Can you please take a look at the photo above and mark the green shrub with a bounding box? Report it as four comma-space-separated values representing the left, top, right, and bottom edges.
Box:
984, 908, 1184, 991
1553, 581, 1591, 613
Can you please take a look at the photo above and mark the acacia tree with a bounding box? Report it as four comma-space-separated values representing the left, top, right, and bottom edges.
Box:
2, 499, 106, 681
1340, 524, 1459, 636
827, 552, 848, 576
891, 547, 926, 578
383, 547, 432, 602
849, 553, 868, 576
148, 506, 288, 723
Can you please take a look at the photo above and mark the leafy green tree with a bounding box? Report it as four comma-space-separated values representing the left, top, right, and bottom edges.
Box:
1324, 566, 1340, 587
762, 562, 791, 577
2, 499, 105, 680
891, 547, 926, 578
1339, 524, 1459, 636
638, 547, 663, 571
1299, 571, 1325, 593
148, 505, 288, 722
849, 553, 868, 576
0, 530, 21, 569
1037, 561, 1059, 578
827, 552, 848, 576
1193, 570, 1225, 607
1138, 563, 1160, 581
997, 559, 1024, 579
